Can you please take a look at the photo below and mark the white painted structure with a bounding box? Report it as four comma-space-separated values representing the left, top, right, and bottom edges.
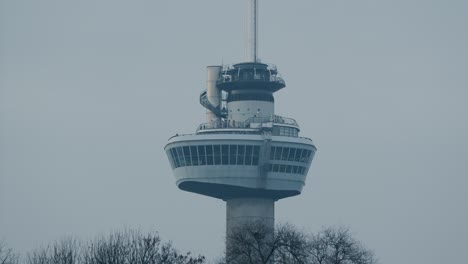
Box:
164, 0, 316, 261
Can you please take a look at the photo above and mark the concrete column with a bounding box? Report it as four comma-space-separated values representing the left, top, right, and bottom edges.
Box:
226, 198, 275, 263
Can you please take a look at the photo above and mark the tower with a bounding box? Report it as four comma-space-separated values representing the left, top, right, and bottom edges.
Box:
164, 0, 316, 258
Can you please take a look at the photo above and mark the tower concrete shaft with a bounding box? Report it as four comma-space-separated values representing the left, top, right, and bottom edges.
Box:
226, 198, 274, 263
226, 197, 274, 234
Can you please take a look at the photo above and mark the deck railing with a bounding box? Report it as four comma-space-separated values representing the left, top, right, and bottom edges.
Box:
196, 115, 299, 132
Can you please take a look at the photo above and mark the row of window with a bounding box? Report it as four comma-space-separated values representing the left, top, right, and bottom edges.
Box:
267, 164, 307, 175
167, 145, 261, 169
167, 145, 314, 169
272, 126, 299, 137
270, 146, 313, 163
227, 93, 274, 103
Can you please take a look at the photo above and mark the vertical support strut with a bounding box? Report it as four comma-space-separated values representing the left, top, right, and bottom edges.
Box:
248, 0, 258, 62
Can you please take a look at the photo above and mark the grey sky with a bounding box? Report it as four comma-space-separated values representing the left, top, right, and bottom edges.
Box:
1, 0, 467, 263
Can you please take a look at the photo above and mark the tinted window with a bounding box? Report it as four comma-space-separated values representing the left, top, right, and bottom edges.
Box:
274, 147, 282, 160
294, 149, 303, 162
170, 148, 179, 168
281, 147, 289, 161
288, 148, 296, 161
229, 145, 237, 165
245, 146, 253, 165
214, 145, 221, 165
270, 147, 276, 160
176, 147, 185, 167
190, 146, 198, 166
237, 145, 245, 165
198, 146, 206, 165
252, 146, 260, 165
206, 145, 214, 165
222, 145, 229, 165
273, 164, 279, 172
279, 165, 286, 173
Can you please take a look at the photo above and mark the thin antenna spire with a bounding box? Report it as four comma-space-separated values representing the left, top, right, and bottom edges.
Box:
248, 0, 258, 62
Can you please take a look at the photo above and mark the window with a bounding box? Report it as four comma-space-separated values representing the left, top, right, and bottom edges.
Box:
281, 147, 290, 161
222, 145, 229, 165
167, 144, 262, 168
298, 167, 305, 175
237, 145, 245, 165
176, 147, 185, 167
183, 146, 191, 166
265, 163, 308, 175
190, 146, 198, 166
252, 146, 260, 165
229, 145, 237, 165
279, 165, 286, 173
245, 145, 253, 165
300, 150, 309, 162
214, 145, 221, 165
170, 148, 179, 168
272, 126, 299, 137
166, 150, 175, 169
294, 149, 303, 162
270, 147, 276, 160
206, 145, 214, 165
273, 164, 279, 172
227, 93, 274, 103
198, 145, 206, 165
305, 150, 313, 162
288, 148, 296, 161
269, 147, 311, 164
292, 165, 298, 174
274, 147, 282, 160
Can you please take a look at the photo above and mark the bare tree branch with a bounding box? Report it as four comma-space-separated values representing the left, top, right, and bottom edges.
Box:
0, 242, 18, 264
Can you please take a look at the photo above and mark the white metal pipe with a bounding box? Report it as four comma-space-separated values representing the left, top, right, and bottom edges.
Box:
206, 66, 222, 123
248, 0, 258, 62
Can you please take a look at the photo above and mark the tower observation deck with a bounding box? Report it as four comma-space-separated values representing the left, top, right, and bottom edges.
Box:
164, 0, 316, 261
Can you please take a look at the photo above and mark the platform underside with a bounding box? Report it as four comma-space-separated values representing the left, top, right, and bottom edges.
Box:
178, 181, 300, 201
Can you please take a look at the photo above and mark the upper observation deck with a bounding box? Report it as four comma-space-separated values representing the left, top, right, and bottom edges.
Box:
196, 115, 311, 140
216, 62, 286, 92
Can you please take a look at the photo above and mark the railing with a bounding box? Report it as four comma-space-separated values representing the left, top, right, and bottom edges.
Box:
196, 115, 299, 132
272, 115, 298, 126
220, 63, 279, 73
217, 63, 285, 86
197, 120, 251, 131
218, 73, 285, 85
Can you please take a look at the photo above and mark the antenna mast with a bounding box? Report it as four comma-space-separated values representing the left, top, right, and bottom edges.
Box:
248, 0, 258, 62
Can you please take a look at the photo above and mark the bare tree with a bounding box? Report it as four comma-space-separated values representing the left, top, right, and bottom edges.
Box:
225, 221, 276, 264
308, 227, 377, 264
81, 229, 205, 264
274, 224, 309, 264
27, 238, 81, 264
26, 230, 205, 264
0, 242, 18, 264
226, 222, 309, 264
224, 223, 377, 264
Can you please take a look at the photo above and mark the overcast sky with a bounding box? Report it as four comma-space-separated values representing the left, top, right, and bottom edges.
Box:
1, 0, 467, 263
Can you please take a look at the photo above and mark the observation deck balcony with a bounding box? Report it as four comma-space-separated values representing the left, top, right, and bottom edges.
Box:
216, 62, 286, 92
196, 115, 302, 138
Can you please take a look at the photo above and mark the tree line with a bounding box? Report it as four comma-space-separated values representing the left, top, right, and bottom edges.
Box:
1, 224, 377, 264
